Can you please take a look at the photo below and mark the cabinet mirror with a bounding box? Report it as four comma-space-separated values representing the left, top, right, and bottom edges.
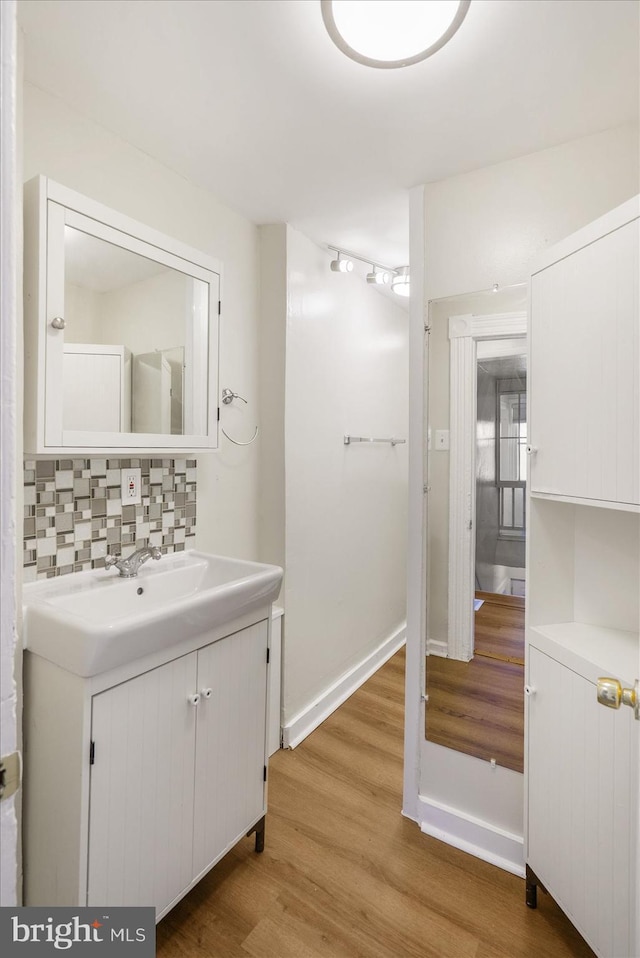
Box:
24, 176, 220, 454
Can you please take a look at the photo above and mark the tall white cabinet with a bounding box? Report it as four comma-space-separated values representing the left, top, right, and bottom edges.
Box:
525, 196, 639, 958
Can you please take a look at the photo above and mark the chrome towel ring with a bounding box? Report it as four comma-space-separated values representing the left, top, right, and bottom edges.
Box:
221, 425, 259, 446
220, 387, 259, 445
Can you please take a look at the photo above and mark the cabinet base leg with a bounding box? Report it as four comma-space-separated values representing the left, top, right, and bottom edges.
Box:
247, 815, 265, 854
526, 865, 547, 909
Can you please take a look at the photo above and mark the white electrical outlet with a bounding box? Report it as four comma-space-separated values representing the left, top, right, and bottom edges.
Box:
121, 467, 142, 505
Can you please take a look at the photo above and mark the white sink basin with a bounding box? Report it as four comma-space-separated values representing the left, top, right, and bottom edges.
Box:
23, 550, 283, 677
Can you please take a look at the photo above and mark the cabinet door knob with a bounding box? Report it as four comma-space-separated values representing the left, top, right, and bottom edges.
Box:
597, 677, 639, 719
50, 316, 66, 330
526, 445, 537, 456
524, 685, 536, 697
187, 693, 201, 707
201, 688, 213, 699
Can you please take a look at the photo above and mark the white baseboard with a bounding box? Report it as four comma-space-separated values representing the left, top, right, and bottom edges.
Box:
426, 638, 448, 657
282, 624, 406, 750
417, 795, 525, 878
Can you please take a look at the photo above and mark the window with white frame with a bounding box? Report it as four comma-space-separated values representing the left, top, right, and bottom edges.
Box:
496, 379, 526, 539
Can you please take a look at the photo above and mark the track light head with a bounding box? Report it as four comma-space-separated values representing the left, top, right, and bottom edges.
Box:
366, 269, 390, 285
391, 266, 410, 297
330, 254, 354, 272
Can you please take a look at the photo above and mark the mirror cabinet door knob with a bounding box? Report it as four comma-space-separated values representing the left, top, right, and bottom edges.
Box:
51, 316, 66, 330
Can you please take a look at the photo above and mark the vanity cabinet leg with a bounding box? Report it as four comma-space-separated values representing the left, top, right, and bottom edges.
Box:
247, 815, 265, 853
526, 865, 539, 908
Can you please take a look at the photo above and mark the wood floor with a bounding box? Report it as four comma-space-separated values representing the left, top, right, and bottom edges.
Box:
427, 594, 525, 772
474, 592, 525, 666
156, 648, 594, 958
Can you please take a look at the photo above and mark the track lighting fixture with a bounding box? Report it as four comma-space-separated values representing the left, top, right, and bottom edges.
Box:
366, 268, 390, 285
328, 246, 409, 298
391, 266, 411, 297
330, 253, 354, 272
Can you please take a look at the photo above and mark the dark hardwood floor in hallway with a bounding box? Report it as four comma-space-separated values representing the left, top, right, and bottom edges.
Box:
156, 648, 594, 958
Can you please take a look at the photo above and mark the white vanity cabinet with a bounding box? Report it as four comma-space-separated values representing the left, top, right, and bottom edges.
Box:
24, 616, 270, 919
526, 197, 640, 958
23, 175, 220, 454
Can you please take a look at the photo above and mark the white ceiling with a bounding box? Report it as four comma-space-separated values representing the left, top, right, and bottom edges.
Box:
17, 0, 639, 267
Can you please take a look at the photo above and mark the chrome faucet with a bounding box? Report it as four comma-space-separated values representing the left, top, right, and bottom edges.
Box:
104, 546, 162, 578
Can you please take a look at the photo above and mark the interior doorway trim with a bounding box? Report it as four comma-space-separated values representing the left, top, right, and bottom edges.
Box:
447, 312, 526, 661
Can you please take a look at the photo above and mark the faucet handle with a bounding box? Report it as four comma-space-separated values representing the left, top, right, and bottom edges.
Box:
104, 555, 119, 569
149, 547, 162, 560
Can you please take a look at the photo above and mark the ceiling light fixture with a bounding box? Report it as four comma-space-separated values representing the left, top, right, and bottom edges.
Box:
321, 0, 471, 69
366, 268, 390, 285
328, 246, 409, 298
330, 252, 354, 272
391, 266, 411, 297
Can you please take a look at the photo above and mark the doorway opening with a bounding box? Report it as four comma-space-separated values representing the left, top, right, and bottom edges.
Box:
475, 348, 527, 600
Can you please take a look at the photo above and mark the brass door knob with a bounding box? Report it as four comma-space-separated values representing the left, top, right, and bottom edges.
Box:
597, 677, 639, 720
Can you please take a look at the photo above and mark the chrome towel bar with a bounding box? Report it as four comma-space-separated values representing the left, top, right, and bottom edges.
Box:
344, 435, 406, 446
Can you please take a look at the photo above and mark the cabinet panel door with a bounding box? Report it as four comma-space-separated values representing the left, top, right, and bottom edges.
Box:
63, 348, 125, 432
193, 621, 268, 878
530, 218, 639, 505
528, 647, 638, 958
88, 653, 197, 912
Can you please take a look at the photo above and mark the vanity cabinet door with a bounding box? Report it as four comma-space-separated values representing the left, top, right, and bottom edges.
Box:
193, 621, 269, 878
87, 652, 198, 912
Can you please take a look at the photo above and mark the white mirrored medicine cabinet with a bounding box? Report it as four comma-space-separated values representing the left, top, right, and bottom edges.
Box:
24, 176, 221, 455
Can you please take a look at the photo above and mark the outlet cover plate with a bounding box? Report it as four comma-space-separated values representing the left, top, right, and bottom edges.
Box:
121, 467, 142, 505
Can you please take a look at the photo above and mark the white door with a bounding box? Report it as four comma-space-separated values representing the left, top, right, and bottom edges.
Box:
527, 647, 638, 958
87, 653, 198, 912
529, 216, 639, 507
192, 621, 268, 878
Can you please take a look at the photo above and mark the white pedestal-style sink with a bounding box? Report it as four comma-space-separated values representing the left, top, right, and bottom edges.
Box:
23, 549, 283, 677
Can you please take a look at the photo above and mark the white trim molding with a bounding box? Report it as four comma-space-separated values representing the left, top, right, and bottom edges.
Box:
282, 624, 406, 750
447, 312, 526, 661
418, 794, 525, 877
0, 0, 19, 908
426, 638, 448, 657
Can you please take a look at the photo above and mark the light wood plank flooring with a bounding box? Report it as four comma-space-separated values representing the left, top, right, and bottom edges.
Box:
157, 648, 593, 958
427, 594, 525, 772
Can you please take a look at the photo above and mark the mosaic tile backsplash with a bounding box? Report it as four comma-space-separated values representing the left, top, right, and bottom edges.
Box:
24, 458, 197, 582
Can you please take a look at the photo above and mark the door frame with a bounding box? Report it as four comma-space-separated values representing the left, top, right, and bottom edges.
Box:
447, 311, 527, 661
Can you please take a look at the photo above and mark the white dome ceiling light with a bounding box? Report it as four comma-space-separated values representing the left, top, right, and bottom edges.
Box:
321, 0, 471, 69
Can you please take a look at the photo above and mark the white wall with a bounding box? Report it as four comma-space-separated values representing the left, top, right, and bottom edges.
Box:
0, 0, 19, 907
424, 125, 640, 301
23, 81, 261, 560
406, 125, 640, 864
257, 224, 286, 576
259, 226, 409, 729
